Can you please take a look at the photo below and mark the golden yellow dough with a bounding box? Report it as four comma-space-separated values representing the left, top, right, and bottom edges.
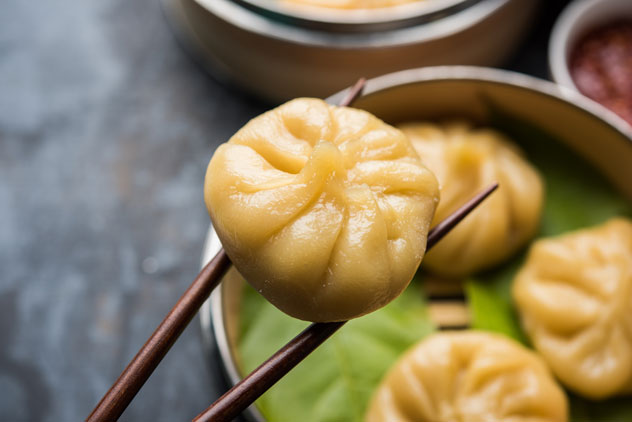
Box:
513, 218, 632, 399
282, 0, 420, 10
400, 122, 544, 278
205, 98, 439, 322
366, 331, 568, 422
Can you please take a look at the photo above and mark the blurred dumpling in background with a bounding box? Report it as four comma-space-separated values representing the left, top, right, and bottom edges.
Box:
282, 0, 421, 10
513, 218, 632, 399
205, 98, 439, 322
366, 331, 568, 422
400, 122, 544, 278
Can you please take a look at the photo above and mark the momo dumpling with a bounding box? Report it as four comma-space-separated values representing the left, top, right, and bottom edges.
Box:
399, 122, 544, 278
513, 218, 632, 399
205, 98, 439, 322
282, 0, 421, 10
366, 331, 568, 422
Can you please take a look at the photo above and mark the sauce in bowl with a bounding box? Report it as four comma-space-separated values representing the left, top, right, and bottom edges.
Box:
569, 21, 632, 125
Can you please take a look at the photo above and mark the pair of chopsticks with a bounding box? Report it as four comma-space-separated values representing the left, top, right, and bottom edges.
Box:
87, 78, 498, 422
192, 182, 497, 422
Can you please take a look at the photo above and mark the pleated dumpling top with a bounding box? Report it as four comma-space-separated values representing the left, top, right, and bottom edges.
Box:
205, 98, 439, 322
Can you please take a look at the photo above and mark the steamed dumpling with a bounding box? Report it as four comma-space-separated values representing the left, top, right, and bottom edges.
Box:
400, 122, 544, 278
282, 0, 421, 10
366, 331, 568, 422
513, 218, 632, 399
205, 98, 439, 322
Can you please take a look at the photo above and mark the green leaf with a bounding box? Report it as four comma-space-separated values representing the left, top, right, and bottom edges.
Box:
569, 394, 632, 422
464, 257, 528, 345
239, 279, 434, 422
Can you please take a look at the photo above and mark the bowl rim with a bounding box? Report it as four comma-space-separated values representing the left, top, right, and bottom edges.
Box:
328, 66, 632, 137
200, 65, 632, 422
192, 0, 514, 48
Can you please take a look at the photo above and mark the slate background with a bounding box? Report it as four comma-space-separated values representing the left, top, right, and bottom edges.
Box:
0, 0, 570, 421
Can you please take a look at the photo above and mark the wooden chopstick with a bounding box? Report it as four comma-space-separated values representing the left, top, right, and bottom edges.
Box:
339, 77, 367, 109
86, 79, 367, 422
86, 249, 230, 422
193, 183, 499, 422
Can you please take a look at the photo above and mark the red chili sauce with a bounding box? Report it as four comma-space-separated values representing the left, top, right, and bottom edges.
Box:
569, 21, 632, 125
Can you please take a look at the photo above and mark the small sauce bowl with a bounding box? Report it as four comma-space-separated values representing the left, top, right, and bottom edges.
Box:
549, 0, 632, 124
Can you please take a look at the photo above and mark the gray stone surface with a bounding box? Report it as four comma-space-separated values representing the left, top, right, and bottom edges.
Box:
0, 0, 569, 421
0, 1, 265, 420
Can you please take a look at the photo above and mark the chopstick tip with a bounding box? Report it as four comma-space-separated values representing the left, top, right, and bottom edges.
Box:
339, 77, 367, 107
426, 182, 499, 249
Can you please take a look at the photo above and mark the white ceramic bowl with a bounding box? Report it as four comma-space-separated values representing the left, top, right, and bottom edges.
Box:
200, 66, 632, 422
549, 0, 632, 91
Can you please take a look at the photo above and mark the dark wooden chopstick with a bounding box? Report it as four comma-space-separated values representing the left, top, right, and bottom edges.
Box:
86, 249, 230, 422
339, 77, 367, 108
86, 79, 367, 422
192, 182, 499, 422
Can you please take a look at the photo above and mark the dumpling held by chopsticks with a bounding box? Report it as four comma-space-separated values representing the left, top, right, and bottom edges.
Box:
205, 98, 439, 322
